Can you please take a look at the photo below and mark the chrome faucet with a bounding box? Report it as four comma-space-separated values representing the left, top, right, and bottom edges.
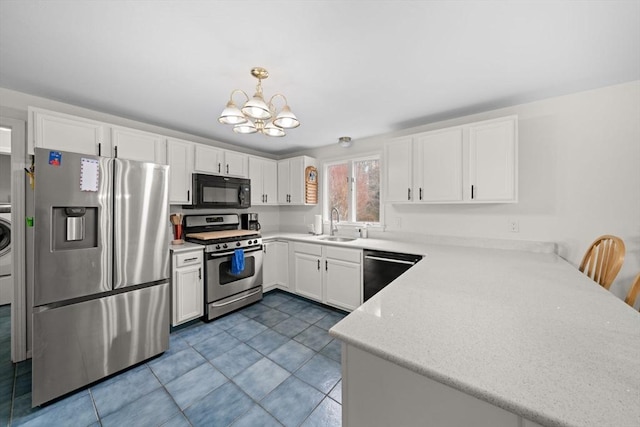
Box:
330, 207, 340, 236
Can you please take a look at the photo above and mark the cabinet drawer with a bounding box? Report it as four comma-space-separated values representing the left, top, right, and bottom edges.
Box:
326, 247, 361, 264
175, 251, 203, 267
294, 242, 322, 256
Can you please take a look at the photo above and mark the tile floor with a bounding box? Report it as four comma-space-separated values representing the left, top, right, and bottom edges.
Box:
1, 290, 346, 427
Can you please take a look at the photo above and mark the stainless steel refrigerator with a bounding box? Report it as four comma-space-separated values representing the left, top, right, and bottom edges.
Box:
32, 148, 170, 406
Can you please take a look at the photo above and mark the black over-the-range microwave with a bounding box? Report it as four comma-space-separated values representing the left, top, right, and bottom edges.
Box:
185, 174, 251, 209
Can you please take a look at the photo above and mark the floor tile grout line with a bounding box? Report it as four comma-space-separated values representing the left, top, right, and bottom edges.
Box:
87, 388, 101, 427
8, 356, 16, 426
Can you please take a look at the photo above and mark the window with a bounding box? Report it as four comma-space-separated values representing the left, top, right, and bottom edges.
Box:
324, 155, 380, 224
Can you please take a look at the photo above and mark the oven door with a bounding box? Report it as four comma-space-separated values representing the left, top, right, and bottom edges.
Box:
206, 245, 263, 303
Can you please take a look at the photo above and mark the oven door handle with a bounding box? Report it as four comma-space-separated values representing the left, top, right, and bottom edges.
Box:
209, 287, 262, 308
207, 246, 263, 259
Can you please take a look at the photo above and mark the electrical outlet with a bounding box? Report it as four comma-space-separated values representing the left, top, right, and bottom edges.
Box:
395, 217, 402, 228
508, 220, 519, 233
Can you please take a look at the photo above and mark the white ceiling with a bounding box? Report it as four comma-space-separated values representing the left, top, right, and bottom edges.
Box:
1, 1, 638, 155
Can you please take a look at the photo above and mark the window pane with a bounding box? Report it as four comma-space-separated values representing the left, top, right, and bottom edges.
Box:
355, 159, 380, 223
327, 163, 350, 220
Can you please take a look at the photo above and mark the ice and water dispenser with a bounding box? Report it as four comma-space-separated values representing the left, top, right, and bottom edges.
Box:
51, 206, 98, 250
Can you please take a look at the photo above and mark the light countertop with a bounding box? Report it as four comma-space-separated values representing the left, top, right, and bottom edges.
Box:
169, 241, 203, 253
264, 232, 640, 427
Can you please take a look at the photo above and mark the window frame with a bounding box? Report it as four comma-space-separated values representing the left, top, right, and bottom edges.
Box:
322, 153, 382, 226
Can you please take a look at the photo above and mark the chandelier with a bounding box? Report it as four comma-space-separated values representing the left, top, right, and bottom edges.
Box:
218, 67, 300, 137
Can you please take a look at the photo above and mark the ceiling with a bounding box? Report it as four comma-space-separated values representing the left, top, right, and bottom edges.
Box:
1, 1, 638, 155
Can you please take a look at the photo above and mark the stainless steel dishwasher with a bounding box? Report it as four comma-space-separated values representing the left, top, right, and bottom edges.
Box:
363, 250, 423, 301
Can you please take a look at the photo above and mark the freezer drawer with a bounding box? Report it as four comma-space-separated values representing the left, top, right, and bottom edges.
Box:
32, 283, 170, 407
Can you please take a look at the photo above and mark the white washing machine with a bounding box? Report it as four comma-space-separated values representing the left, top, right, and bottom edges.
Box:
0, 206, 12, 305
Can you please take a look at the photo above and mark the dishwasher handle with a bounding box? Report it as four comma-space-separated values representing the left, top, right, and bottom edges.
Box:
364, 255, 418, 265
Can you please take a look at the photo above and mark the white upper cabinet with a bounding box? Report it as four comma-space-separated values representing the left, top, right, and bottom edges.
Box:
193, 144, 248, 178
468, 118, 517, 202
384, 137, 413, 202
111, 126, 166, 164
194, 145, 223, 174
249, 156, 278, 205
415, 128, 463, 202
277, 160, 290, 204
278, 156, 317, 205
384, 116, 517, 204
224, 150, 249, 177
31, 108, 109, 156
167, 137, 194, 204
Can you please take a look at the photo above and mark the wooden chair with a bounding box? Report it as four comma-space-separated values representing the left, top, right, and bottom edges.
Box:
578, 235, 625, 290
624, 273, 640, 310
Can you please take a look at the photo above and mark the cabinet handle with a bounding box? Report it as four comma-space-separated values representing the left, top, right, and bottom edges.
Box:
114, 145, 118, 158
408, 188, 411, 201
226, 164, 229, 174
325, 260, 328, 271
419, 188, 423, 201
471, 185, 474, 200
265, 194, 268, 203
184, 257, 198, 262
218, 163, 221, 173
317, 259, 320, 270
98, 142, 102, 156
198, 268, 201, 280
187, 190, 190, 202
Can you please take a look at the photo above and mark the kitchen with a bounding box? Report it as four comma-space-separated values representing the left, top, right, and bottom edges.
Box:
1, 1, 639, 427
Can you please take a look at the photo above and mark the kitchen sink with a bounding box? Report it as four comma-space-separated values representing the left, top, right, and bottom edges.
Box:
318, 236, 357, 242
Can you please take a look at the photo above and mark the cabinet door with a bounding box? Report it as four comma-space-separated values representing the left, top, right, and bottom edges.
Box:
33, 110, 107, 156
325, 258, 361, 311
415, 128, 463, 202
194, 144, 223, 174
112, 127, 166, 164
263, 242, 277, 289
225, 151, 248, 177
384, 137, 413, 202
249, 157, 264, 205
294, 252, 322, 301
167, 138, 194, 204
469, 118, 517, 202
172, 263, 203, 326
288, 157, 304, 204
262, 159, 278, 205
275, 242, 289, 289
277, 160, 290, 204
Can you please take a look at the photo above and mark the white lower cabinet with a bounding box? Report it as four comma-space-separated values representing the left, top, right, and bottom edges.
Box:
263, 241, 289, 291
294, 244, 323, 301
324, 246, 362, 311
171, 247, 203, 326
292, 242, 362, 310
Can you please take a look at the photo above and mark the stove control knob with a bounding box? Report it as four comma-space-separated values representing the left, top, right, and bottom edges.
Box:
236, 242, 241, 247
222, 244, 228, 249
216, 245, 221, 250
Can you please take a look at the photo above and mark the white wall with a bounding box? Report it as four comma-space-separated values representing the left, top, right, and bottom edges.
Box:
291, 81, 640, 299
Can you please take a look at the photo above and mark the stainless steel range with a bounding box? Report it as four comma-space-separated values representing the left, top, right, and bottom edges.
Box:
183, 214, 263, 320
